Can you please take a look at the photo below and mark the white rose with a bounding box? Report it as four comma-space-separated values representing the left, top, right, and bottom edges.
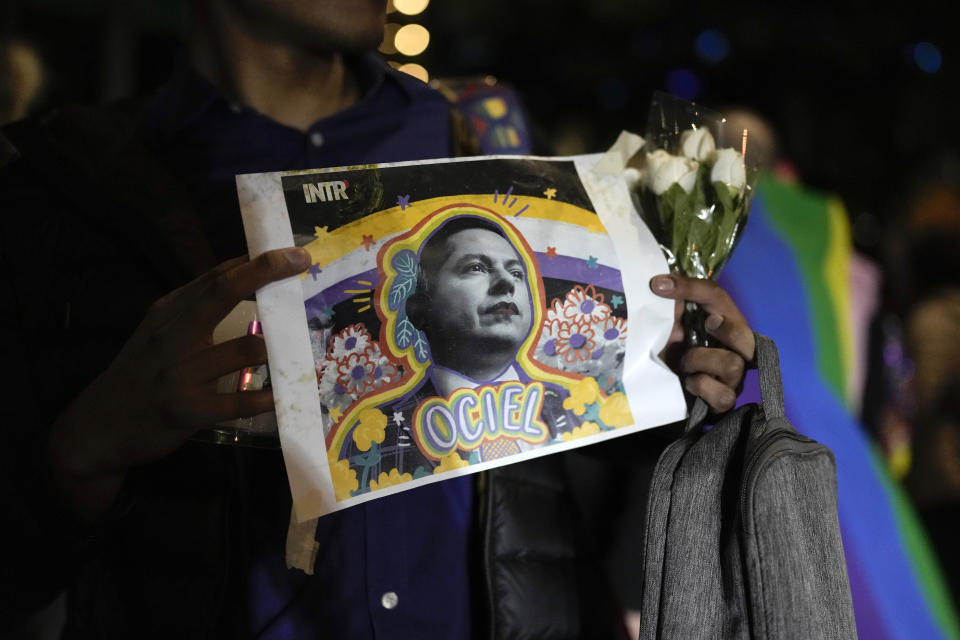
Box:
643, 149, 699, 195
679, 127, 716, 161
709, 147, 746, 190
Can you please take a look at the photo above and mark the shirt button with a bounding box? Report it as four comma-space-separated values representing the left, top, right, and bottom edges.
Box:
310, 131, 325, 147
227, 101, 242, 114
381, 591, 399, 610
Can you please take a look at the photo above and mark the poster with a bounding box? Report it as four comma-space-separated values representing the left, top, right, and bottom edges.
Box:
237, 150, 687, 521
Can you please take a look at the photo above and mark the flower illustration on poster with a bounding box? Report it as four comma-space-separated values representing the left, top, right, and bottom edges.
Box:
554, 320, 597, 363
434, 452, 470, 474
562, 421, 602, 442
316, 324, 407, 420
352, 408, 389, 452
561, 285, 611, 324
338, 351, 376, 395
562, 376, 601, 415
370, 468, 413, 491
329, 324, 372, 359
600, 316, 628, 344
328, 450, 359, 500
534, 284, 627, 386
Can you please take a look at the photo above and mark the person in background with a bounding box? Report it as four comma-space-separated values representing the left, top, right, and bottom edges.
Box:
863, 172, 960, 608
0, 38, 45, 125
0, 1, 755, 636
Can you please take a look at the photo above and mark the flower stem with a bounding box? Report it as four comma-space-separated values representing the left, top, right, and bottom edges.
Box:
682, 300, 713, 348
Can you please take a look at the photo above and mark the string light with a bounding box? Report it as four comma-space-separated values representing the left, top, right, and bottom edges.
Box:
395, 23, 430, 56
384, 2, 430, 82
398, 63, 429, 82
394, 0, 430, 16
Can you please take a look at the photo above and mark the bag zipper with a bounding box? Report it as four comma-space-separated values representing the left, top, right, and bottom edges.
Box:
739, 426, 822, 533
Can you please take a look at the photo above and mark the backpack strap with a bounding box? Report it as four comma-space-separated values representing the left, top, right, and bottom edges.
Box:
754, 333, 786, 420
683, 397, 709, 433
684, 332, 786, 433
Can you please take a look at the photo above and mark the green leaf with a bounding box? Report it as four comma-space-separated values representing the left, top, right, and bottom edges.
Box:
396, 316, 415, 348
664, 167, 714, 278
639, 163, 752, 279
659, 183, 688, 242
706, 181, 746, 275
712, 180, 736, 212
637, 162, 753, 279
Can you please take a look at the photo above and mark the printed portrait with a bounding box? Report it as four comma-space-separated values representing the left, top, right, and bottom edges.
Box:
239, 155, 688, 517
319, 204, 637, 499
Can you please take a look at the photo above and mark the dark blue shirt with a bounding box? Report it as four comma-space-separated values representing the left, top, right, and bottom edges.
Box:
144, 54, 476, 639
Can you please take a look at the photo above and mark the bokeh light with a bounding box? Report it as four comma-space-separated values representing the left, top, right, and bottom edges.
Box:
695, 29, 730, 64
913, 42, 942, 73
665, 68, 700, 100
395, 24, 430, 56
394, 0, 430, 16
397, 63, 429, 83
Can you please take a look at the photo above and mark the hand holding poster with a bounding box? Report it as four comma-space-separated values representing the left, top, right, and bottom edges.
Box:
237, 141, 687, 521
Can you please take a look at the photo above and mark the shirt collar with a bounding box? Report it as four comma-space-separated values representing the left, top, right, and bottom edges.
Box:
431, 364, 522, 398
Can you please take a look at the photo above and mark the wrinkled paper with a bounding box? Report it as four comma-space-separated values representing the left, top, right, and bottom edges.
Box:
237, 141, 685, 522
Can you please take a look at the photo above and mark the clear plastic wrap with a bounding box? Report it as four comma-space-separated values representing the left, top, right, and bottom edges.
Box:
631, 91, 759, 345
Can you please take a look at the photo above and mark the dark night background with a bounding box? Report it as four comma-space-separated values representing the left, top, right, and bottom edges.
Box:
3, 2, 960, 636
3, 0, 958, 256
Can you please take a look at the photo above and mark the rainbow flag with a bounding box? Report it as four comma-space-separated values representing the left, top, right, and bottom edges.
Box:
719, 176, 959, 639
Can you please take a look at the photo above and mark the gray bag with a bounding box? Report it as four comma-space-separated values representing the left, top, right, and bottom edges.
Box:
638, 333, 857, 639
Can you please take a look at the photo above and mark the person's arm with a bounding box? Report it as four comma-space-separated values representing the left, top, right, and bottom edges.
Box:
649, 273, 756, 412
45, 248, 311, 521
0, 186, 310, 618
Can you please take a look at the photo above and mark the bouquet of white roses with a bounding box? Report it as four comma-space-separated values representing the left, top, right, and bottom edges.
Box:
630, 92, 758, 345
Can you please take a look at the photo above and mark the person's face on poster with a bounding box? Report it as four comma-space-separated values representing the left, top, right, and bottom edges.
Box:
421, 227, 533, 369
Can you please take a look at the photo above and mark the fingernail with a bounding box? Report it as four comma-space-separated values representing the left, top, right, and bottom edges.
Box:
285, 247, 311, 268
705, 314, 723, 332
651, 275, 675, 294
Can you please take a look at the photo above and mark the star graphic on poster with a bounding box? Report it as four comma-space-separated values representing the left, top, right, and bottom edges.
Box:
393, 411, 405, 425
545, 246, 558, 259
328, 405, 343, 423
587, 255, 599, 269
543, 188, 557, 200
314, 225, 329, 239
610, 294, 624, 309
318, 304, 335, 320
396, 194, 411, 210
361, 234, 376, 251
308, 263, 322, 280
